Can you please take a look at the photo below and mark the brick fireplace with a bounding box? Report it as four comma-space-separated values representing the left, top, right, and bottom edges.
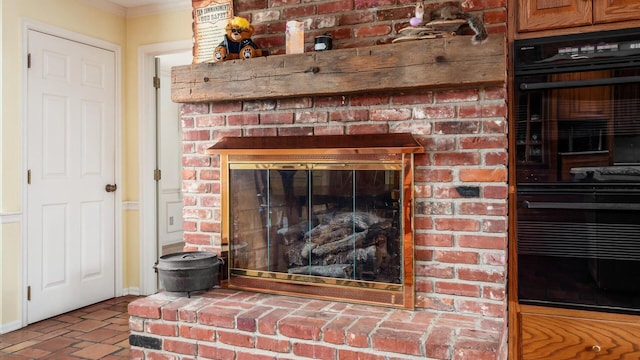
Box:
129, 35, 509, 359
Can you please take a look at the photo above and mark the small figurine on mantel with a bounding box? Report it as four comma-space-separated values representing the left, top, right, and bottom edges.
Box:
394, 2, 488, 45
213, 17, 263, 62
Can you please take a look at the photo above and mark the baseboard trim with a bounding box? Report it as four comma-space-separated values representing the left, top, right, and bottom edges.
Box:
0, 320, 23, 334
122, 287, 141, 296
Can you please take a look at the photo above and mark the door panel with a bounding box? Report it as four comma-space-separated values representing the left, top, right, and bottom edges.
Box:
518, 0, 592, 32
27, 30, 116, 323
42, 95, 68, 175
594, 0, 640, 24
41, 204, 67, 288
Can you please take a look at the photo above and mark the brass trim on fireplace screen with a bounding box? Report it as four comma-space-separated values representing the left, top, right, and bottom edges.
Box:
207, 133, 423, 309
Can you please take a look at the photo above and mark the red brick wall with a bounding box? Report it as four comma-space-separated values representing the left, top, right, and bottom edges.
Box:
180, 85, 508, 320
149, 4, 511, 359
180, 0, 508, 322
236, 0, 507, 53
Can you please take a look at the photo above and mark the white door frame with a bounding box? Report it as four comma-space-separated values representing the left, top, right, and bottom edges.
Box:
138, 40, 192, 295
21, 19, 123, 327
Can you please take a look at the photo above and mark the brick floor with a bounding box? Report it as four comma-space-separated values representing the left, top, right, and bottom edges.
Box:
0, 296, 140, 359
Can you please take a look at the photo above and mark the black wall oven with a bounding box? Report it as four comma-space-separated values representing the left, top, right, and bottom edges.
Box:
514, 28, 640, 314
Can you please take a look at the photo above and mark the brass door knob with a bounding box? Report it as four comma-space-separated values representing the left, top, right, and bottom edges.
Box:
105, 184, 118, 192
592, 345, 601, 353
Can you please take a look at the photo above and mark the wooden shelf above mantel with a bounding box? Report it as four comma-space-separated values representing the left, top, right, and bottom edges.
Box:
171, 34, 506, 103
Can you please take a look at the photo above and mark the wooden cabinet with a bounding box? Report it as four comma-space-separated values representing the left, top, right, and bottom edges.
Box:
518, 0, 640, 33
520, 307, 640, 359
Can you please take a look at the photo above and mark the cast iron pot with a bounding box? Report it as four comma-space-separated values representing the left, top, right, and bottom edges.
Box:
155, 251, 223, 295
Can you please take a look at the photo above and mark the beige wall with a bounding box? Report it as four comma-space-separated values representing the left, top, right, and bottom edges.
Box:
1, 0, 191, 330
124, 10, 192, 202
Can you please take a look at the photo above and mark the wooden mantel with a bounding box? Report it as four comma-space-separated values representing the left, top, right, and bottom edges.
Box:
171, 34, 506, 103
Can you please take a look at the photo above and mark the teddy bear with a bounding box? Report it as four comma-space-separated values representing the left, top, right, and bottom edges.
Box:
213, 17, 262, 62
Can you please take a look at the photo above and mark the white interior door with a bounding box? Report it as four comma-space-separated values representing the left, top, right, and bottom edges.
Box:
157, 54, 186, 251
26, 30, 116, 323
138, 43, 191, 295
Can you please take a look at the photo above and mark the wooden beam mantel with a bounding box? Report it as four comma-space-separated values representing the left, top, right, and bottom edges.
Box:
171, 34, 505, 103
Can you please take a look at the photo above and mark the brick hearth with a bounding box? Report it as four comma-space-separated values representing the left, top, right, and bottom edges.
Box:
129, 289, 504, 359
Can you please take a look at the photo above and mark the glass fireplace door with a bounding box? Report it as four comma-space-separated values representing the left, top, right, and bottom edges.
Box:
209, 133, 421, 308
228, 164, 403, 286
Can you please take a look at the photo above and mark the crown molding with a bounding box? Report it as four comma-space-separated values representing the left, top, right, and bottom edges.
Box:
81, 0, 127, 17
126, 1, 191, 18
81, 0, 191, 18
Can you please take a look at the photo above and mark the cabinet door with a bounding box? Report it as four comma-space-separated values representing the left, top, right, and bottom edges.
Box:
551, 71, 612, 120
594, 0, 640, 24
518, 0, 592, 32
521, 312, 640, 359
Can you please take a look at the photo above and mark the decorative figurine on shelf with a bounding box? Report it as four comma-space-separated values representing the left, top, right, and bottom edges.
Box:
409, 1, 425, 27
429, 4, 488, 44
213, 17, 262, 62
395, 2, 488, 45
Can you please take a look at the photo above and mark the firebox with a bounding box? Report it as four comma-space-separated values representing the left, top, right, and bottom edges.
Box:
207, 133, 423, 308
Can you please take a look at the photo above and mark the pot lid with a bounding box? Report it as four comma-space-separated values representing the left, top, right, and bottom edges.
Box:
160, 251, 218, 261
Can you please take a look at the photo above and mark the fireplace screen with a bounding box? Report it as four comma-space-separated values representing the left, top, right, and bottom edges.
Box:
208, 134, 422, 308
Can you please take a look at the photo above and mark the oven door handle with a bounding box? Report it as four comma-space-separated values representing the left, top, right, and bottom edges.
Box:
523, 200, 640, 211
520, 75, 640, 91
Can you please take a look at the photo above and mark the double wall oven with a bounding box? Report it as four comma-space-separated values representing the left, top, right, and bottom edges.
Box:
514, 28, 640, 314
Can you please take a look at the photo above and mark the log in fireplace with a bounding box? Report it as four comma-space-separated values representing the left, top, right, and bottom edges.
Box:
207, 133, 423, 308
